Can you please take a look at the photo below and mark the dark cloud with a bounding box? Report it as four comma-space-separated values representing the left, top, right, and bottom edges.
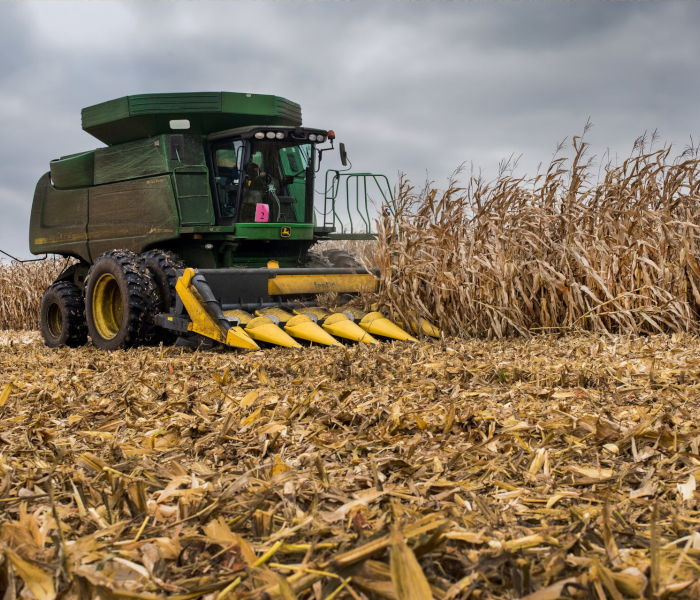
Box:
1, 1, 699, 257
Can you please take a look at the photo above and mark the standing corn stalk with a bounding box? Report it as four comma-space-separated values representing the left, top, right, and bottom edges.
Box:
376, 131, 700, 338
0, 258, 65, 330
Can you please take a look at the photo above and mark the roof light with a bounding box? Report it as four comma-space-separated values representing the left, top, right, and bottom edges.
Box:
266, 131, 275, 139
316, 135, 325, 143
308, 134, 317, 142
327, 130, 335, 140
255, 132, 265, 139
275, 132, 284, 139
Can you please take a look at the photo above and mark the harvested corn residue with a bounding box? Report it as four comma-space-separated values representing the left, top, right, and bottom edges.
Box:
1, 332, 700, 598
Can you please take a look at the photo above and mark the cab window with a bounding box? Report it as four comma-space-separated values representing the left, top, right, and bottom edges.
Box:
213, 141, 242, 218
239, 140, 312, 223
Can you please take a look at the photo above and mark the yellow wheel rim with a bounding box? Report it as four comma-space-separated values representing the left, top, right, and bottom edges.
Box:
92, 273, 123, 340
47, 303, 63, 338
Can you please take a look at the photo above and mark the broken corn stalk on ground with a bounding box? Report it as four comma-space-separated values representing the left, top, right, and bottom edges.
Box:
2, 331, 700, 598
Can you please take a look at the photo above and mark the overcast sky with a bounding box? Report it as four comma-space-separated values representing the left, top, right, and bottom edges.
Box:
1, 1, 699, 258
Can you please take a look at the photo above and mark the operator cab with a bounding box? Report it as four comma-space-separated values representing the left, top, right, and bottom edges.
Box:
208, 126, 329, 226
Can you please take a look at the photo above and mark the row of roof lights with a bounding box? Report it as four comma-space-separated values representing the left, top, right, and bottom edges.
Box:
254, 131, 325, 143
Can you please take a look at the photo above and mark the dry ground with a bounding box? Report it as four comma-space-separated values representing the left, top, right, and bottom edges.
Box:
1, 332, 700, 599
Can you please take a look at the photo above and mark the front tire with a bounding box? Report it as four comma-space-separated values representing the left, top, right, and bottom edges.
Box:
322, 249, 362, 268
85, 250, 154, 350
141, 250, 185, 313
40, 282, 87, 348
304, 251, 332, 268
141, 249, 186, 344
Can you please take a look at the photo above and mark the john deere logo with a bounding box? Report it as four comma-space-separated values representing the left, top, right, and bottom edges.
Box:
280, 226, 292, 238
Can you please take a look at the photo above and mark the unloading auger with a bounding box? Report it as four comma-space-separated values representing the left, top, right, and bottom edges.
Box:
28, 92, 439, 350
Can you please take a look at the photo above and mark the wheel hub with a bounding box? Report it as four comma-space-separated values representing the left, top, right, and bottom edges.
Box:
46, 303, 63, 339
92, 273, 123, 340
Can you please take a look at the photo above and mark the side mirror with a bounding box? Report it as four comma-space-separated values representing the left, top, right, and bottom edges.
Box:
339, 143, 348, 167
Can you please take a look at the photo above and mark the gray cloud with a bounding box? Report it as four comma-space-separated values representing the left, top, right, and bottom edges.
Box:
1, 1, 699, 258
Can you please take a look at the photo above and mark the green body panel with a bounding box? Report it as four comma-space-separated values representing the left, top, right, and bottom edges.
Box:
29, 173, 89, 261
50, 151, 95, 190
82, 92, 301, 146
94, 137, 168, 185
234, 223, 314, 241
86, 176, 180, 259
173, 169, 213, 226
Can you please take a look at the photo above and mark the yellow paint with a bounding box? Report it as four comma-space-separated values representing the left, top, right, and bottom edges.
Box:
176, 269, 259, 350
244, 316, 301, 348
359, 312, 417, 342
256, 307, 292, 323
46, 302, 63, 338
294, 306, 331, 319
283, 314, 342, 347
223, 309, 253, 325
34, 233, 86, 245
395, 316, 441, 339
267, 260, 280, 269
295, 309, 378, 345
256, 307, 339, 346
268, 274, 377, 296
91, 273, 123, 340
227, 326, 260, 350
322, 313, 379, 344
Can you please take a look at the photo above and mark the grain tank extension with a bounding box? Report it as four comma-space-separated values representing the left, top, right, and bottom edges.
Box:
30, 92, 438, 350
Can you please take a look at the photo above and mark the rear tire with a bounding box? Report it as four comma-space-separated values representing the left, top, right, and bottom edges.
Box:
40, 282, 87, 348
141, 250, 186, 344
84, 250, 154, 350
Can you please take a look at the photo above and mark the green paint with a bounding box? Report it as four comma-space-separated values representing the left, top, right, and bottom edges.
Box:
234, 223, 314, 240
50, 151, 94, 190
29, 92, 388, 273
82, 92, 302, 146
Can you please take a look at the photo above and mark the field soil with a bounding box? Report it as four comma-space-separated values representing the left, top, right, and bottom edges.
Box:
1, 331, 700, 598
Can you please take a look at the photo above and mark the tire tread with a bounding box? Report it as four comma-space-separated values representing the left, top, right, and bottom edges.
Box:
40, 281, 87, 348
85, 250, 155, 349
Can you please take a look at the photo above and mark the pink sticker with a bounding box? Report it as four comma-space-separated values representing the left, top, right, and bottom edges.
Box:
255, 204, 270, 222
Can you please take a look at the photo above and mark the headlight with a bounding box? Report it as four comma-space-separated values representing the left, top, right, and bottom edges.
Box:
308, 134, 317, 142
266, 131, 275, 139
255, 132, 265, 139
275, 132, 284, 140
316, 135, 325, 143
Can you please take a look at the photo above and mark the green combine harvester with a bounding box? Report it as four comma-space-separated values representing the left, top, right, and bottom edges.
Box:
30, 92, 438, 351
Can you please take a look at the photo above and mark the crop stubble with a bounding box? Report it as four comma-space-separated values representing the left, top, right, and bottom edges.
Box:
1, 332, 700, 598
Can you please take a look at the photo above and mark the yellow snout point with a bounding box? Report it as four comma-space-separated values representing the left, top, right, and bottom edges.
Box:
245, 316, 302, 348
321, 313, 379, 345
284, 314, 342, 346
359, 312, 417, 342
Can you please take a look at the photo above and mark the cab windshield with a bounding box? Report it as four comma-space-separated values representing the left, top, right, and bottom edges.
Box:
213, 138, 313, 223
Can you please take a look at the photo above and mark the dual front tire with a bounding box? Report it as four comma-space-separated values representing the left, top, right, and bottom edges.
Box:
39, 249, 182, 350
84, 250, 155, 350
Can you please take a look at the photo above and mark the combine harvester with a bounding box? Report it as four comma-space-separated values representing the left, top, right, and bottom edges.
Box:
29, 92, 439, 351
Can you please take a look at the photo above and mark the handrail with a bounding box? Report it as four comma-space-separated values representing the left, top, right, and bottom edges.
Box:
323, 171, 395, 234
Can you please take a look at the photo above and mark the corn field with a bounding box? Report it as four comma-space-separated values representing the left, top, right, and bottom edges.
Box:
0, 257, 65, 330
4, 131, 700, 339
375, 130, 700, 338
